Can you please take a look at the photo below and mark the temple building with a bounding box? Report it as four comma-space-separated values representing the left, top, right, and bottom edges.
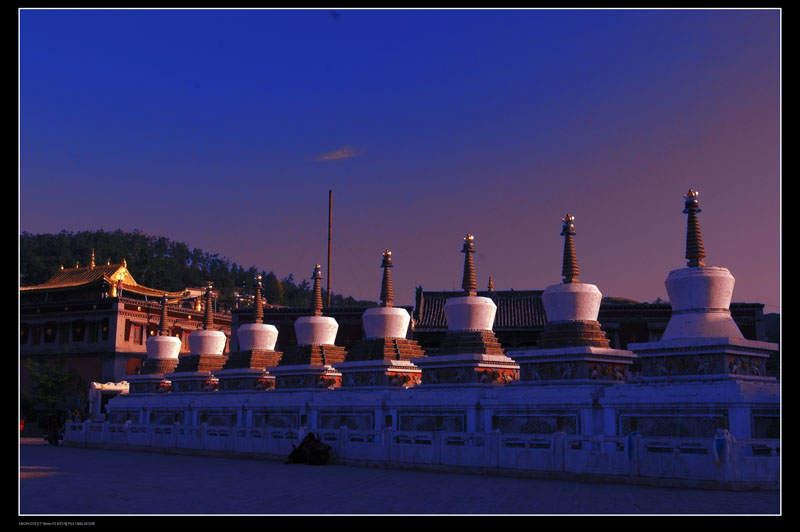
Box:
19, 252, 232, 413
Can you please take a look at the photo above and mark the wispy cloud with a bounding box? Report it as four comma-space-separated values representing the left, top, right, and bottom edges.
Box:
314, 145, 363, 162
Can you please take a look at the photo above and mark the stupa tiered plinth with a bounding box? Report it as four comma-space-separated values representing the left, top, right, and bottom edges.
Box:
336, 250, 425, 388
126, 294, 181, 394
216, 275, 282, 391
509, 215, 636, 384
269, 265, 346, 389
628, 190, 778, 381
165, 284, 228, 393
413, 235, 519, 385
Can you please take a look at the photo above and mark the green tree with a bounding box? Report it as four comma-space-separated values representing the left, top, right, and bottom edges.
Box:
263, 271, 284, 305
20, 230, 377, 308
23, 359, 86, 413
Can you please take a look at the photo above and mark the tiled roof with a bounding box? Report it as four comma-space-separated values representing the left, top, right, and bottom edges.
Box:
20, 263, 183, 299
20, 264, 124, 291
119, 283, 184, 299
415, 290, 547, 330
415, 291, 766, 331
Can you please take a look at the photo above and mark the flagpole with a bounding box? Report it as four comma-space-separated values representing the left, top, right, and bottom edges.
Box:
327, 189, 332, 308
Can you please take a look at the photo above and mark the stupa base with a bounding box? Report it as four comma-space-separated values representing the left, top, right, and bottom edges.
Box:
215, 368, 275, 391
278, 344, 347, 366
269, 364, 342, 390
140, 357, 180, 375
629, 336, 777, 382
508, 345, 636, 384
536, 320, 611, 349
413, 353, 519, 386
336, 359, 422, 388
125, 373, 173, 394
163, 371, 220, 393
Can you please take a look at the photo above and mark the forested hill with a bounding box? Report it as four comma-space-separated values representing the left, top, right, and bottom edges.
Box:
20, 230, 377, 310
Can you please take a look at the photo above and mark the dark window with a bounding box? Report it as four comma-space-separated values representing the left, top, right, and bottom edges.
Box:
44, 324, 56, 343
72, 321, 86, 342
89, 323, 99, 343
131, 324, 144, 345
59, 325, 70, 344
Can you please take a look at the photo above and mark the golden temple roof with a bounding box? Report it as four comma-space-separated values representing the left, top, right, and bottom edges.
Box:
20, 261, 183, 300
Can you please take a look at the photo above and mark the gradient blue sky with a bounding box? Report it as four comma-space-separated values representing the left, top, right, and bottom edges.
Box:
19, 8, 781, 311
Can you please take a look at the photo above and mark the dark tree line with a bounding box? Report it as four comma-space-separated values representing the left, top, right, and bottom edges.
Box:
20, 230, 376, 310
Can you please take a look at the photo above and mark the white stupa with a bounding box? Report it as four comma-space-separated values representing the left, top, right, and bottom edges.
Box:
335, 250, 426, 388
413, 234, 519, 385
165, 284, 229, 392
508, 214, 635, 384
188, 285, 227, 356
146, 294, 182, 362
126, 293, 182, 394
628, 189, 778, 380
269, 264, 346, 389
236, 276, 279, 351
215, 275, 281, 391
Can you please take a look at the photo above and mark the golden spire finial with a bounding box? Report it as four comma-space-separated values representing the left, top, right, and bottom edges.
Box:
202, 283, 214, 330
312, 264, 324, 316
488, 275, 494, 292
253, 274, 264, 323
75, 261, 80, 269
159, 293, 169, 336
683, 188, 706, 267
90, 249, 96, 269
461, 233, 477, 296
561, 213, 579, 283
122, 258, 127, 268
380, 249, 394, 307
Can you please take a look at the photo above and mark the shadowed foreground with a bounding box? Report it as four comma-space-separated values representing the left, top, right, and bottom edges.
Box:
19, 440, 779, 515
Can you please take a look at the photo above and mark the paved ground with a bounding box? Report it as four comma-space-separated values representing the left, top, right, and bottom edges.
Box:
19, 439, 780, 516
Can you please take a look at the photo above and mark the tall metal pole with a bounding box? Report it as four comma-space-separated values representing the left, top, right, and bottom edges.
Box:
327, 189, 332, 308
